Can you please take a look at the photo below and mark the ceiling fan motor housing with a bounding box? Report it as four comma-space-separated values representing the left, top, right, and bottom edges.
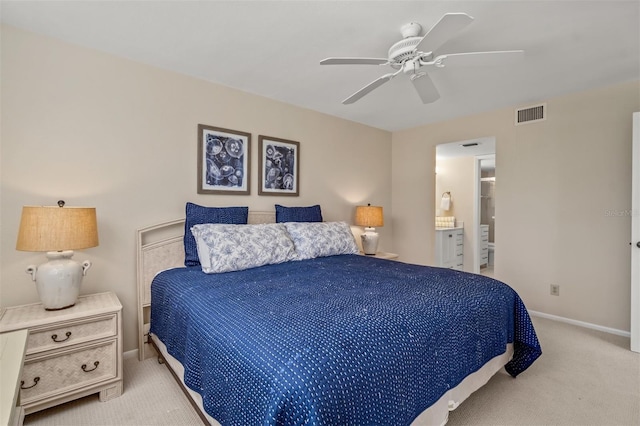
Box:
388, 36, 433, 68
400, 22, 422, 38
388, 37, 422, 65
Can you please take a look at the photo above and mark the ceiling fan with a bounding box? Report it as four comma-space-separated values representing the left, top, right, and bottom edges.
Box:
320, 13, 524, 105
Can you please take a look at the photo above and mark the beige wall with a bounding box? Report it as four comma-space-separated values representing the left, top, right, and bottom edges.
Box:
435, 156, 476, 272
0, 26, 392, 352
2, 24, 638, 353
393, 79, 640, 332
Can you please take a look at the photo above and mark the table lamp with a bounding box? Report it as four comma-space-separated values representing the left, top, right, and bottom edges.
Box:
355, 204, 384, 255
16, 200, 99, 310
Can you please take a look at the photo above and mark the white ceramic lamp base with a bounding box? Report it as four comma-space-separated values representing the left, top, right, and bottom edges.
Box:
27, 251, 92, 310
361, 227, 380, 255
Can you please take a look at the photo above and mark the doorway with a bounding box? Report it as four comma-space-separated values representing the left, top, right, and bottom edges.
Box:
435, 137, 495, 274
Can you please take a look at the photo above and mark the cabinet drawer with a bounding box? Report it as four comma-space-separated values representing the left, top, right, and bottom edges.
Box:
20, 340, 117, 404
26, 314, 117, 355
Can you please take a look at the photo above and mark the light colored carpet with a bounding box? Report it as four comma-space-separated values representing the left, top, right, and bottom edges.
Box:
447, 317, 639, 425
23, 316, 640, 426
23, 351, 202, 425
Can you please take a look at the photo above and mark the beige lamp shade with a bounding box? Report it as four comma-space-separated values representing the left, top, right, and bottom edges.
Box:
16, 205, 99, 252
355, 205, 384, 228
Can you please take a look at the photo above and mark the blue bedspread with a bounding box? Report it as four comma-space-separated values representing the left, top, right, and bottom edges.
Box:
151, 255, 541, 425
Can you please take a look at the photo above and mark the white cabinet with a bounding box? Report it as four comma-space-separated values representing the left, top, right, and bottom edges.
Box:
0, 292, 123, 417
435, 228, 464, 270
480, 225, 489, 267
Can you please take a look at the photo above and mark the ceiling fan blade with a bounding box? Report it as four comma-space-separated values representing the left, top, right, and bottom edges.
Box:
411, 73, 440, 104
320, 57, 389, 65
415, 13, 474, 53
435, 50, 524, 67
342, 72, 398, 104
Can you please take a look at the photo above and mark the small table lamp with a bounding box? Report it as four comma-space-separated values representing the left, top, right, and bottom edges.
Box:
16, 201, 99, 310
355, 204, 384, 255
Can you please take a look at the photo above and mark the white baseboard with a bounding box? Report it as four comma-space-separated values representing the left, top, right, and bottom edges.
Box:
529, 310, 630, 338
124, 348, 139, 360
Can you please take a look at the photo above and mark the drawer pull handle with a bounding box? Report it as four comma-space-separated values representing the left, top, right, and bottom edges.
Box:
81, 361, 99, 372
51, 331, 72, 342
21, 377, 40, 390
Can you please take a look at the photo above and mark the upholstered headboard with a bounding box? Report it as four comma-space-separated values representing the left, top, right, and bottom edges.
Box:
135, 211, 275, 360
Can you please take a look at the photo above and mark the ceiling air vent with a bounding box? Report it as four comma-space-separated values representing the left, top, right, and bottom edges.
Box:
515, 103, 546, 125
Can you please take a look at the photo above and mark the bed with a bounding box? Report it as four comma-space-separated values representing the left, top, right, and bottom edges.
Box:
136, 209, 541, 426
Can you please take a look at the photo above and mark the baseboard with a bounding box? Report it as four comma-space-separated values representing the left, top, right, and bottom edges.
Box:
529, 310, 630, 338
124, 348, 139, 360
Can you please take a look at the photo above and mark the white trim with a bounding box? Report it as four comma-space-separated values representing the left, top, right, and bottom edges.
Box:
475, 153, 495, 275
473, 157, 481, 273
124, 348, 139, 360
529, 310, 630, 338
631, 112, 639, 352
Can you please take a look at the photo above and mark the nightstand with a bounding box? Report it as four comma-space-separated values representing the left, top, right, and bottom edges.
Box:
0, 292, 123, 417
360, 251, 399, 260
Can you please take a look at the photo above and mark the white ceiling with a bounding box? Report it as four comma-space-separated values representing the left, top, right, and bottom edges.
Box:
1, 1, 639, 132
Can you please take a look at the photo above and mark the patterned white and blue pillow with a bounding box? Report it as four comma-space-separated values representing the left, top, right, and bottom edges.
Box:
190, 223, 296, 273
284, 221, 359, 260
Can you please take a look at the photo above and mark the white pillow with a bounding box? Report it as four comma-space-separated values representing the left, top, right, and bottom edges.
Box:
190, 223, 296, 273
283, 221, 359, 260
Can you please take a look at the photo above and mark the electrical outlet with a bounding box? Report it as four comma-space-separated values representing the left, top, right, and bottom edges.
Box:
550, 284, 560, 296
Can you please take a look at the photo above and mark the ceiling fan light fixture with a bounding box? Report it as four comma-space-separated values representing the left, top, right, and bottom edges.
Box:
402, 59, 419, 74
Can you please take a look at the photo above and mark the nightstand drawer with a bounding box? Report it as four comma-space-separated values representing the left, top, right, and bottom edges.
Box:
26, 314, 117, 355
20, 340, 117, 405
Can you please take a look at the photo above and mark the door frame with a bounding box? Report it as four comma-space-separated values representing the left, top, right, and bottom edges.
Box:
631, 112, 639, 352
474, 154, 495, 274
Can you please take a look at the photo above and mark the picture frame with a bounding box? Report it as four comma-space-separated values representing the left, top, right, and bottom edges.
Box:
258, 135, 300, 196
197, 124, 251, 195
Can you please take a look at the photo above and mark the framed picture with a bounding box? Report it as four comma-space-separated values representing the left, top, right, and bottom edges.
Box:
197, 124, 251, 195
258, 135, 300, 196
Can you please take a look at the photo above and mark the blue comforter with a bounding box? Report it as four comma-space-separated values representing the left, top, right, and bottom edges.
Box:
151, 255, 541, 425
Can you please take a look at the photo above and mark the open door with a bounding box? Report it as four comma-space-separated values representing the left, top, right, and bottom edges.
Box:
632, 112, 639, 353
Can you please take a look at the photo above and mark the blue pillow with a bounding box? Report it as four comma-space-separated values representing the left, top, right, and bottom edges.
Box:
184, 203, 248, 266
275, 204, 323, 223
